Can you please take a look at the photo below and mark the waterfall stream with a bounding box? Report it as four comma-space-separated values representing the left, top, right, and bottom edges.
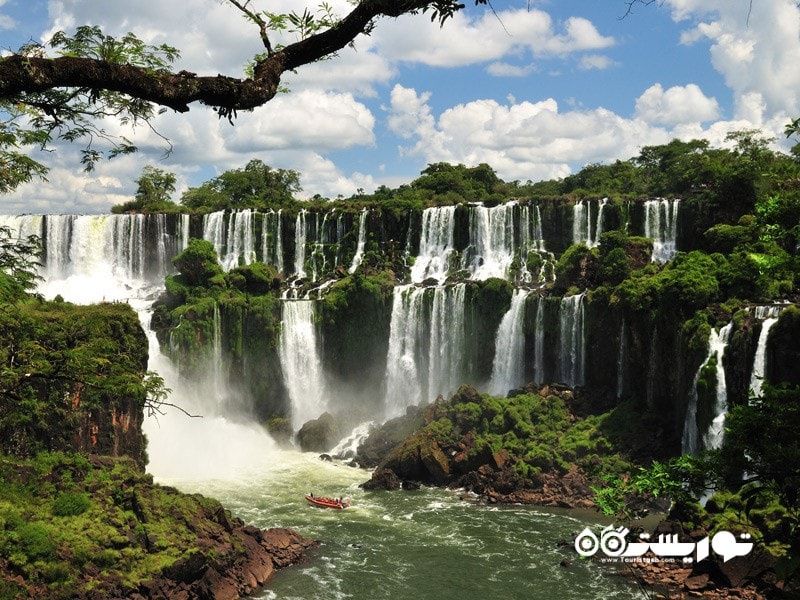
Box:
749, 306, 783, 398
644, 199, 680, 262
348, 208, 368, 273
278, 299, 328, 428
488, 289, 529, 395
558, 293, 586, 387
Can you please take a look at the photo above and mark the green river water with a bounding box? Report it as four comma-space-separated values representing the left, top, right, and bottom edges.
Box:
146, 435, 643, 600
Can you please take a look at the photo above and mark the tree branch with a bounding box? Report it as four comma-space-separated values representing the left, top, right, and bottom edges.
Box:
0, 0, 474, 116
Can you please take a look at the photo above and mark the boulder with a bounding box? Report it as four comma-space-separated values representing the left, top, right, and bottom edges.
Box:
361, 468, 402, 490
296, 413, 340, 453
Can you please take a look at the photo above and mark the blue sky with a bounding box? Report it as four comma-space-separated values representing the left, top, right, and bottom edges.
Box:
1, 0, 799, 213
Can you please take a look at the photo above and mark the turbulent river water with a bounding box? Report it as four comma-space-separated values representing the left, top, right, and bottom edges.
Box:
147, 446, 642, 600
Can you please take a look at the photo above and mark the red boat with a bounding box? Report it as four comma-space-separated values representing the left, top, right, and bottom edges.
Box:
305, 495, 350, 509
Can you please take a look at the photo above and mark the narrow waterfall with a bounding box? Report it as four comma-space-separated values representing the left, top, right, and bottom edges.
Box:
702, 322, 733, 451
644, 198, 680, 262
463, 202, 516, 280
261, 209, 284, 274
348, 208, 368, 274
335, 211, 346, 267
616, 318, 627, 399
278, 299, 327, 429
749, 306, 784, 397
595, 198, 608, 243
384, 286, 427, 415
426, 285, 467, 403
519, 205, 549, 283
177, 213, 190, 251
488, 289, 529, 395
532, 296, 546, 385
682, 322, 733, 454
309, 212, 329, 281
410, 206, 456, 283
223, 209, 257, 270
558, 293, 586, 387
203, 211, 226, 262
572, 200, 591, 246
383, 284, 466, 416
211, 302, 227, 410
293, 209, 308, 278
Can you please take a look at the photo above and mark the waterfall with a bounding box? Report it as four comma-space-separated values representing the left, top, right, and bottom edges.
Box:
749, 306, 784, 397
558, 293, 586, 387
309, 212, 329, 281
348, 208, 368, 274
572, 200, 590, 246
463, 202, 516, 280
383, 284, 466, 416
293, 209, 308, 279
278, 299, 327, 429
616, 318, 627, 399
702, 322, 733, 451
532, 296, 546, 385
211, 302, 226, 410
682, 322, 733, 454
223, 209, 257, 270
644, 198, 680, 262
410, 206, 456, 283
488, 289, 529, 395
203, 211, 226, 263
595, 198, 608, 243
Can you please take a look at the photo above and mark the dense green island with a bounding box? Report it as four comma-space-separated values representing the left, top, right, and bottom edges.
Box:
2, 132, 800, 598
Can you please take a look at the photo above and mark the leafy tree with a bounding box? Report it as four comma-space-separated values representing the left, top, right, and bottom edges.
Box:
111, 165, 179, 213
0, 226, 42, 303
172, 238, 224, 287
0, 0, 490, 191
180, 159, 301, 211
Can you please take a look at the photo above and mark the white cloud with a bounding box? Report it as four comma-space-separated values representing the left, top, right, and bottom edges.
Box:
634, 83, 720, 125
486, 62, 536, 77
578, 54, 615, 71
376, 8, 615, 67
667, 0, 800, 119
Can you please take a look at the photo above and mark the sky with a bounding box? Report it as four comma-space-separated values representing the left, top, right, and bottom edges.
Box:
1, 0, 799, 214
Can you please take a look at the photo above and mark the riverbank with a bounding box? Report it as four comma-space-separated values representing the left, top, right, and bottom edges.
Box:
0, 453, 315, 600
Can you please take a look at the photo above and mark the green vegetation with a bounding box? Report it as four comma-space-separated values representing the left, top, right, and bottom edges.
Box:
0, 452, 247, 599
418, 386, 631, 480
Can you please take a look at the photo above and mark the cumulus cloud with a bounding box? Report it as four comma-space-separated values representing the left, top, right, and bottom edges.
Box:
486, 62, 536, 77
578, 54, 615, 71
634, 83, 720, 125
376, 8, 615, 67
667, 0, 800, 119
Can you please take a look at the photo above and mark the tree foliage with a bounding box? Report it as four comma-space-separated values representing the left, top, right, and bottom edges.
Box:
0, 0, 489, 190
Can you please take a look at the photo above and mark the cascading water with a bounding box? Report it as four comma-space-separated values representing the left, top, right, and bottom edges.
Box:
293, 209, 308, 279
462, 202, 516, 280
488, 289, 529, 396
682, 322, 733, 454
595, 198, 608, 243
383, 284, 467, 416
278, 298, 328, 429
348, 208, 368, 274
558, 293, 586, 387
749, 306, 784, 398
223, 209, 257, 270
702, 322, 733, 451
410, 206, 456, 284
572, 198, 606, 248
644, 198, 680, 262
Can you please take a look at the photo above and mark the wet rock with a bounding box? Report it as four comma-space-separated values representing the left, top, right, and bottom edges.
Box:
297, 413, 340, 453
361, 468, 402, 490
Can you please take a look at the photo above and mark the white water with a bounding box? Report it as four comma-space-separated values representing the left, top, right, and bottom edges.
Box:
410, 206, 456, 283
558, 292, 586, 387
383, 284, 467, 416
644, 199, 680, 262
488, 289, 529, 396
294, 209, 308, 279
348, 208, 368, 274
278, 299, 328, 429
462, 202, 516, 280
682, 322, 733, 454
749, 306, 783, 398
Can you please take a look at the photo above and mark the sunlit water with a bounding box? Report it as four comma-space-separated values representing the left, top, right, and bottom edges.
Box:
144, 441, 641, 600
